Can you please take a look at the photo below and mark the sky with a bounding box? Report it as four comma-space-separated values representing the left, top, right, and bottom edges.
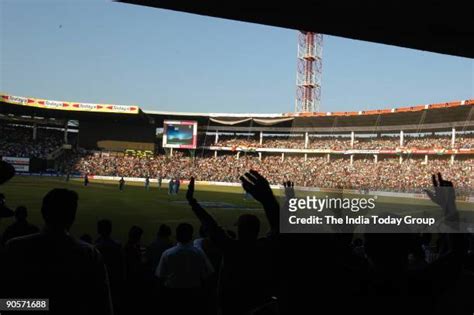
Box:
1, 0, 473, 114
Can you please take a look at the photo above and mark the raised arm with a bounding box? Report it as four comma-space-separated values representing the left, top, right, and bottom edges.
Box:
424, 173, 461, 256
186, 177, 229, 246
186, 177, 218, 228
240, 170, 280, 235
424, 173, 459, 225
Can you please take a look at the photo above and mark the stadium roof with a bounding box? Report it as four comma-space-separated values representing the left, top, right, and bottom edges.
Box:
118, 1, 474, 59
2, 94, 473, 133
148, 103, 474, 133
0, 94, 149, 123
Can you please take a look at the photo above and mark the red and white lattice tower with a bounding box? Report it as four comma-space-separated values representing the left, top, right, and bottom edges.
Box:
295, 32, 323, 112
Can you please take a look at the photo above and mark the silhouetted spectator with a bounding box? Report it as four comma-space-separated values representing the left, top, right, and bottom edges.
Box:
124, 225, 145, 275
194, 224, 223, 315
0, 161, 15, 185
0, 193, 14, 222
186, 173, 278, 315
146, 224, 173, 275
2, 188, 113, 315
156, 223, 214, 313
95, 219, 124, 315
194, 225, 222, 271
2, 206, 39, 244
123, 225, 147, 313
193, 224, 207, 251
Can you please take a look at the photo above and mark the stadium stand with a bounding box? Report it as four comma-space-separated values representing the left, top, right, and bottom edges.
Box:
0, 124, 65, 159
1, 94, 474, 314
1, 93, 473, 194
65, 153, 473, 193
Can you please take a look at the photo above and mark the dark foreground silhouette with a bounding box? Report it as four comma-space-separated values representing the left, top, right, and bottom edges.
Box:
0, 164, 473, 315
1, 189, 113, 315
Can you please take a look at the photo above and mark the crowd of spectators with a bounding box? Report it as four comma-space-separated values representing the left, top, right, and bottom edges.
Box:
307, 137, 351, 150
71, 151, 194, 179
0, 124, 65, 159
262, 138, 305, 149
404, 134, 474, 149
68, 151, 474, 193
191, 155, 474, 193
201, 136, 261, 148
2, 123, 472, 162
3, 121, 467, 193
200, 133, 474, 150
353, 136, 399, 150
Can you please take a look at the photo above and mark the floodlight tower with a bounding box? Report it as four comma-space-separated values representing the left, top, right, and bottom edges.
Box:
295, 32, 323, 113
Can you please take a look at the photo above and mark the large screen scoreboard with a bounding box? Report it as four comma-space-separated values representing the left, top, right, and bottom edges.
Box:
162, 120, 198, 149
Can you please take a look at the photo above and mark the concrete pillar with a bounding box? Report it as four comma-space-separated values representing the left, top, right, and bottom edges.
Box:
305, 132, 309, 149
351, 131, 355, 148
327, 153, 330, 162
214, 150, 217, 158
170, 148, 174, 157
304, 153, 307, 162
399, 155, 403, 164
258, 152, 262, 161
450, 154, 455, 165
33, 124, 37, 140
260, 131, 263, 145
451, 127, 456, 148
236, 152, 240, 159
400, 130, 404, 147
281, 153, 284, 162
424, 154, 428, 164
64, 120, 68, 144
215, 131, 219, 144
350, 154, 354, 165
374, 154, 378, 164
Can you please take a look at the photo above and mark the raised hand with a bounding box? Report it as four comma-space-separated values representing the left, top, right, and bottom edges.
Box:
186, 177, 195, 202
424, 173, 456, 210
240, 170, 275, 204
240, 170, 279, 233
283, 181, 295, 200
185, 176, 222, 242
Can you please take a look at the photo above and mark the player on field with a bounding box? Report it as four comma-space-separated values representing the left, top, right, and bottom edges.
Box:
119, 177, 125, 191
157, 174, 162, 189
84, 173, 89, 186
168, 179, 174, 195
145, 176, 150, 191
175, 178, 180, 194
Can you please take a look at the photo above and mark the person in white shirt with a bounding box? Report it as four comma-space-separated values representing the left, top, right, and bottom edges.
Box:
156, 223, 214, 288
156, 223, 214, 313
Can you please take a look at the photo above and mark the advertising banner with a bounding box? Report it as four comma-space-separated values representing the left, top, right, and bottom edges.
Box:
1, 94, 139, 114
2, 156, 30, 172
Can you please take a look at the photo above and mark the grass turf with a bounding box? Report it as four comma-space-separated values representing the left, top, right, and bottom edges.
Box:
0, 176, 269, 244
1, 176, 472, 243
